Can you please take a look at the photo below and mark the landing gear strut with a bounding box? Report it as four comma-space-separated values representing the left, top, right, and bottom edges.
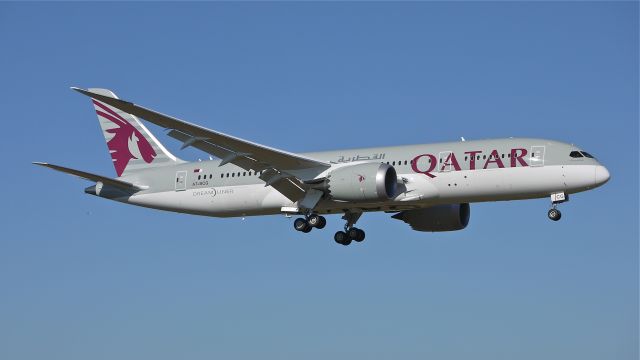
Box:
334, 211, 365, 246
548, 192, 567, 222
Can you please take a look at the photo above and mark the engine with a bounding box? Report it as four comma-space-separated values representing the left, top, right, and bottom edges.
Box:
324, 163, 397, 202
391, 203, 470, 232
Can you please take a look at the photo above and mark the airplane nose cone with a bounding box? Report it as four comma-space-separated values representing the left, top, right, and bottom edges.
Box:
594, 165, 610, 186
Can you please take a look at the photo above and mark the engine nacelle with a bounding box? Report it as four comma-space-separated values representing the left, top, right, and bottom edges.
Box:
325, 163, 397, 202
392, 203, 470, 232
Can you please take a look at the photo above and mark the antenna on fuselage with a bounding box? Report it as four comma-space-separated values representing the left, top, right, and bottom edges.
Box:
460, 137, 466, 142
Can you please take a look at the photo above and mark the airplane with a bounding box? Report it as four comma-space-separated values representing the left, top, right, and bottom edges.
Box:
34, 88, 611, 246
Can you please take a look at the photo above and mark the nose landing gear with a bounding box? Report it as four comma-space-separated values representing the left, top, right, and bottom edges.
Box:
548, 192, 567, 221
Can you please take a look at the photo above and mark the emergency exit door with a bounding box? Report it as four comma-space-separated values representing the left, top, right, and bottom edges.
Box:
175, 171, 187, 191
530, 146, 545, 167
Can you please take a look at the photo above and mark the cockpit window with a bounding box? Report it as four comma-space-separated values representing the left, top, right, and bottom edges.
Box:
580, 151, 595, 159
569, 151, 583, 158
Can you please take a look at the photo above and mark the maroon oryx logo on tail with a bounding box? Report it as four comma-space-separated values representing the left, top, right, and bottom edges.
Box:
93, 100, 156, 176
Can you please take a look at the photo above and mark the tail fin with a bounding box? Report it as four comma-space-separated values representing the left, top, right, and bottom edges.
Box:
87, 88, 183, 177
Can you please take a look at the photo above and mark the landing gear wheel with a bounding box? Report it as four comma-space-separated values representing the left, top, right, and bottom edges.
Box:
317, 216, 327, 229
308, 214, 326, 229
294, 217, 311, 232
334, 231, 351, 246
548, 208, 562, 221
348, 228, 365, 242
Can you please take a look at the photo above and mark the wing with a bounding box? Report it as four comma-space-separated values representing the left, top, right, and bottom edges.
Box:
71, 88, 330, 203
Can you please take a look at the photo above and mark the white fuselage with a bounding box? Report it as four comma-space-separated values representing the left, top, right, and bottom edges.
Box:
128, 164, 600, 217
113, 138, 610, 218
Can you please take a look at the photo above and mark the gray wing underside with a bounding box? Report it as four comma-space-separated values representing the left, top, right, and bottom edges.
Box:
72, 87, 330, 202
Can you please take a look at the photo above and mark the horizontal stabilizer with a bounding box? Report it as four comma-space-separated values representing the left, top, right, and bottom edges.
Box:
33, 162, 146, 191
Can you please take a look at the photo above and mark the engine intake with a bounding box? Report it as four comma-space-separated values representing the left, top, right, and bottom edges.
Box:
326, 163, 397, 202
392, 203, 470, 232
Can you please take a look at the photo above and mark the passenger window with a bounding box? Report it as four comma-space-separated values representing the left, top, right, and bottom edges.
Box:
220, 174, 224, 178
198, 175, 201, 180
243, 172, 246, 176
501, 154, 504, 158
570, 151, 584, 158
404, 160, 407, 165
226, 173, 229, 178
392, 161, 396, 166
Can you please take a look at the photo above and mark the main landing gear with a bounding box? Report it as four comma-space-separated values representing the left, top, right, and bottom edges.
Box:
333, 228, 365, 246
293, 214, 326, 233
547, 192, 567, 222
292, 211, 366, 246
333, 211, 365, 246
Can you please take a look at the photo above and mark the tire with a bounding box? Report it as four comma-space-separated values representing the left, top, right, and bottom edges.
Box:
316, 216, 327, 229
308, 214, 323, 228
294, 217, 310, 231
548, 209, 561, 221
348, 228, 359, 240
334, 231, 351, 245
354, 228, 365, 242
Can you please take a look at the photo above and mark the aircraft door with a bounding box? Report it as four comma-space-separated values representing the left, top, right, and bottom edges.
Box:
175, 170, 187, 191
530, 146, 545, 167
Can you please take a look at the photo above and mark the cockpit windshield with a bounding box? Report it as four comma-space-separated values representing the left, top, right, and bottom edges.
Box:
570, 150, 596, 159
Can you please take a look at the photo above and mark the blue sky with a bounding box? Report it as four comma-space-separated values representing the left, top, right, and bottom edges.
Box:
0, 2, 637, 359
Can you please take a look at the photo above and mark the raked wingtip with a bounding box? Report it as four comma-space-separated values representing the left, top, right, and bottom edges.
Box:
70, 87, 91, 96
